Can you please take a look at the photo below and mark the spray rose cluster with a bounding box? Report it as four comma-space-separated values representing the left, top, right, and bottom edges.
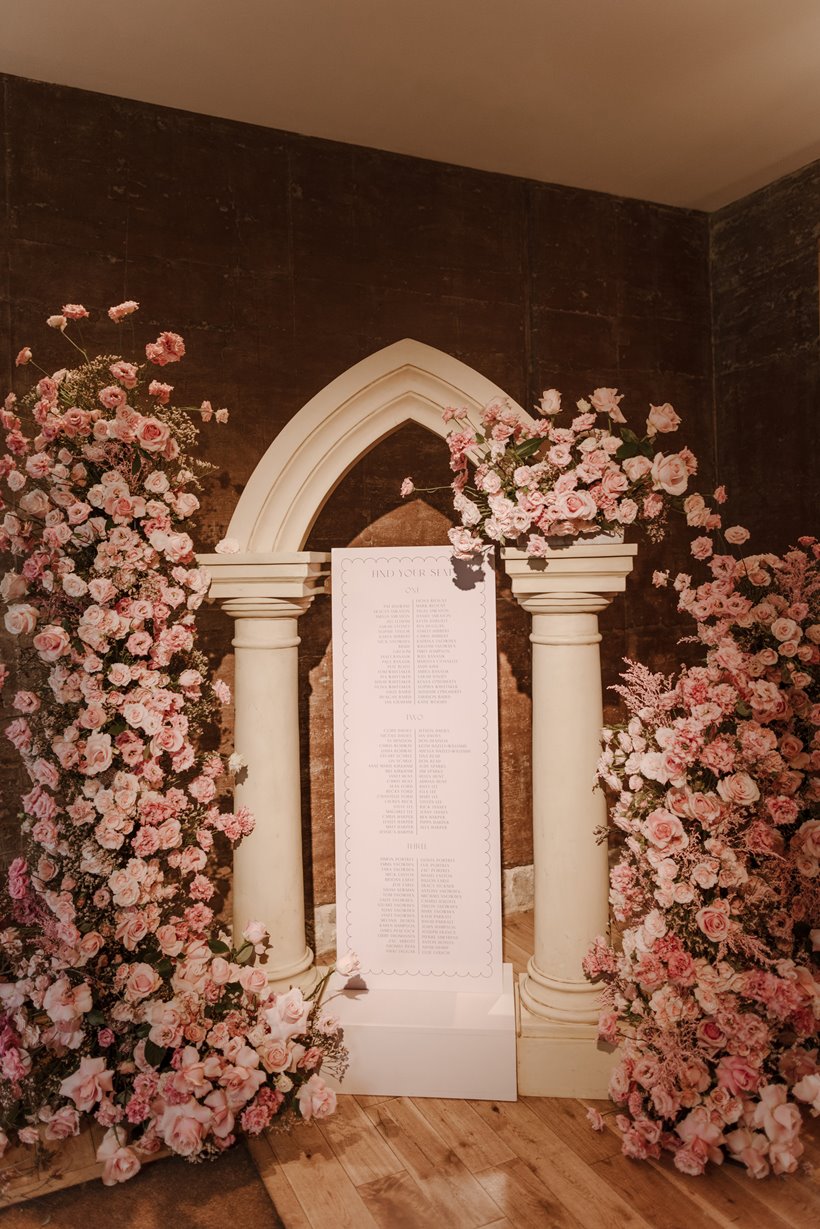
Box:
403, 387, 697, 558
0, 304, 346, 1185
587, 536, 820, 1177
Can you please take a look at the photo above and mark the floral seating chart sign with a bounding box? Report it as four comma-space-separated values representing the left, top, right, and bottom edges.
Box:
332, 547, 503, 994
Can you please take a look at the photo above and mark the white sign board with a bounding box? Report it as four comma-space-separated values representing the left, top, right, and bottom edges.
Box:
332, 546, 503, 993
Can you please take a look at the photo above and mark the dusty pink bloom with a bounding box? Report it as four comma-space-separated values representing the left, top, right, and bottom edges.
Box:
15, 346, 32, 366
108, 300, 139, 321
47, 314, 67, 331
145, 331, 185, 366
62, 303, 89, 319
215, 408, 229, 423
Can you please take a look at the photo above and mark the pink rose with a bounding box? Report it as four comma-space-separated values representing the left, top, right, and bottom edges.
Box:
716, 772, 760, 807
135, 416, 171, 453
552, 489, 598, 521
44, 1106, 80, 1141
650, 452, 689, 496
646, 402, 681, 436
81, 731, 113, 776
696, 900, 731, 943
771, 617, 799, 642
33, 624, 71, 662
59, 1056, 114, 1111
297, 1074, 337, 1122
589, 387, 625, 422
157, 1101, 212, 1157
4, 603, 38, 636
724, 525, 750, 545
537, 389, 561, 416
622, 455, 652, 483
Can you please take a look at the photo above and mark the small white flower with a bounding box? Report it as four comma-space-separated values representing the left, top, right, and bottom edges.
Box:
214, 537, 241, 554
228, 752, 247, 774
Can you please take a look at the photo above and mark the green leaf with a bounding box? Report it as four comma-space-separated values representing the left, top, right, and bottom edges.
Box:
735, 701, 752, 719
208, 939, 231, 955
235, 944, 255, 966
87, 1009, 106, 1026
615, 442, 640, 461
144, 1039, 168, 1068
515, 437, 544, 460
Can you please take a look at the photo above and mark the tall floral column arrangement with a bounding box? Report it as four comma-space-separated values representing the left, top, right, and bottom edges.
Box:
0, 303, 347, 1187
406, 386, 704, 1095
587, 536, 819, 1176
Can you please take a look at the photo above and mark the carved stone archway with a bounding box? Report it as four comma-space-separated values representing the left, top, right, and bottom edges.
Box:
198, 339, 636, 1096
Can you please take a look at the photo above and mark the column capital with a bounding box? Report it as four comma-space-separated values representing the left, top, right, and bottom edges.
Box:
196, 550, 331, 613
501, 541, 638, 607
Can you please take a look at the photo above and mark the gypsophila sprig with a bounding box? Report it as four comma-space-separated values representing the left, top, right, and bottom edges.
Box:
0, 302, 346, 1186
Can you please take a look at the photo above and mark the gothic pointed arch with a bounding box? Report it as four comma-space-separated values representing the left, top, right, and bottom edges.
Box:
226, 339, 530, 553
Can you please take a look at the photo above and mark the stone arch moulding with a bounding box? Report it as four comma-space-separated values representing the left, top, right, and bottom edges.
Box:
225, 338, 532, 553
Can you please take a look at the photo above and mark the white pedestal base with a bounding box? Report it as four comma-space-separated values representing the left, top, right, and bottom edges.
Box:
325, 964, 517, 1101
515, 990, 616, 1098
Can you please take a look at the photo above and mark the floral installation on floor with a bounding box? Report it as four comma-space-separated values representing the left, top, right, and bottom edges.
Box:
409, 386, 818, 1178
0, 303, 348, 1189
402, 386, 698, 555
586, 533, 819, 1177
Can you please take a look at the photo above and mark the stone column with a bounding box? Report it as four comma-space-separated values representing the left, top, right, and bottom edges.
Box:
198, 552, 330, 992
503, 542, 637, 1096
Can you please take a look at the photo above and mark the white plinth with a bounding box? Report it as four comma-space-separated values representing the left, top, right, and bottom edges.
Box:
516, 992, 617, 1098
325, 964, 517, 1101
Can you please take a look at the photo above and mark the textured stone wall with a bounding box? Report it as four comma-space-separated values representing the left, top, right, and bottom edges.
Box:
0, 73, 715, 898
710, 161, 819, 551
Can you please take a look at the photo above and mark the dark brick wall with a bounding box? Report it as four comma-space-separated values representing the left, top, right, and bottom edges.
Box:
0, 73, 715, 898
710, 162, 820, 550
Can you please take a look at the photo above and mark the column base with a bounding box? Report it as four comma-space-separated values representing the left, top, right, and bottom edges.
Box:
515, 984, 617, 1098
265, 946, 320, 995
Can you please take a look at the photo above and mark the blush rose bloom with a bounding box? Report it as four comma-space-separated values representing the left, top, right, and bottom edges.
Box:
4, 603, 38, 636
646, 402, 681, 435
59, 1056, 114, 1111
696, 899, 731, 943
650, 451, 689, 496
157, 1101, 212, 1157
716, 772, 760, 807
297, 1074, 337, 1122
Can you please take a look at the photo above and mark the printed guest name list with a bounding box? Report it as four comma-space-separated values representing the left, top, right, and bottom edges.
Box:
332, 547, 503, 992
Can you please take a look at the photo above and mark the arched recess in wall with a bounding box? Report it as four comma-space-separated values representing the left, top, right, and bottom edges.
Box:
224, 338, 532, 553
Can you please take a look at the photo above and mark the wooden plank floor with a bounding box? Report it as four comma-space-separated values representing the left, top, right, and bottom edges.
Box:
259, 911, 820, 1229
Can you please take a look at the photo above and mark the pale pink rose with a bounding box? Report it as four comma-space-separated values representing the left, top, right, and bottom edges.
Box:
81, 731, 113, 776
0, 572, 28, 601
724, 524, 750, 545
47, 314, 67, 331
43, 976, 92, 1023
752, 1083, 802, 1145
552, 489, 598, 521
239, 966, 268, 995
716, 772, 760, 807
297, 1074, 337, 1122
214, 537, 241, 554
108, 300, 139, 322
157, 1101, 212, 1156
690, 536, 713, 561
4, 603, 38, 635
621, 455, 652, 483
125, 963, 162, 1002
336, 951, 361, 977
696, 900, 731, 943
135, 417, 171, 453
793, 1073, 820, 1115
33, 624, 71, 662
537, 388, 562, 415
59, 1056, 114, 1111
646, 402, 681, 435
400, 477, 414, 497
650, 451, 688, 496
589, 387, 625, 422
242, 920, 267, 944
771, 617, 799, 642
448, 526, 483, 558
642, 810, 688, 851
44, 1106, 80, 1141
